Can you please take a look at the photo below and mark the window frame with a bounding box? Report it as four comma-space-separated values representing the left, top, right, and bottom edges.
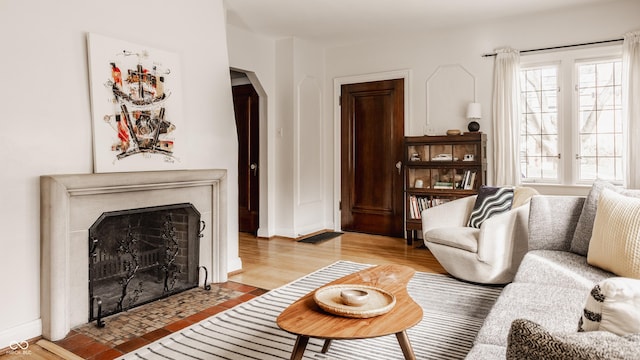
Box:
572, 55, 624, 186
519, 61, 563, 184
518, 45, 623, 187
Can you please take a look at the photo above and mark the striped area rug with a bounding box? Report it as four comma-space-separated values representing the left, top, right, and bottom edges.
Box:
119, 261, 502, 360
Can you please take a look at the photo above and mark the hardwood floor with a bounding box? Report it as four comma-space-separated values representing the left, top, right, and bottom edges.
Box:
0, 232, 445, 359
229, 231, 446, 290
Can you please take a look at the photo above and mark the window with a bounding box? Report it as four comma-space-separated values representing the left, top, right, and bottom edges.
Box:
519, 48, 624, 185
576, 60, 623, 182
520, 65, 559, 182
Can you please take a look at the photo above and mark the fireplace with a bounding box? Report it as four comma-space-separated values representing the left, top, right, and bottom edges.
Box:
40, 170, 228, 341
88, 203, 202, 323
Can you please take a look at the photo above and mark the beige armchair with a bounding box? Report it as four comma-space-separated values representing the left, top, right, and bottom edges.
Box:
421, 187, 538, 284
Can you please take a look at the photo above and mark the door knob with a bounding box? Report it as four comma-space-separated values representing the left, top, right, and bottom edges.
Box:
396, 161, 402, 175
250, 163, 258, 176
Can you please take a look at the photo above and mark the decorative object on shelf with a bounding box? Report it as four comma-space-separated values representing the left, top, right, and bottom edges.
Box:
410, 153, 421, 161
414, 179, 424, 188
466, 102, 482, 132
463, 154, 475, 161
446, 129, 462, 136
432, 153, 456, 161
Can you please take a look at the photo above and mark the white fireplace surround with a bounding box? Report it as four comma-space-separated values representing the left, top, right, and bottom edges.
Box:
40, 169, 228, 341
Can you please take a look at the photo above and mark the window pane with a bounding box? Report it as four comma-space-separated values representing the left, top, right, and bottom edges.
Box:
579, 64, 596, 88
580, 134, 597, 156
597, 86, 615, 110
614, 109, 623, 132
596, 63, 614, 87
526, 157, 542, 179
580, 157, 597, 181
542, 113, 557, 134
616, 158, 623, 180
520, 161, 528, 179
579, 88, 596, 111
519, 65, 559, 183
542, 134, 558, 156
615, 134, 624, 157
524, 70, 539, 92
526, 135, 542, 155
614, 85, 623, 107
598, 158, 617, 180
577, 59, 624, 183
579, 110, 596, 132
541, 156, 558, 179
525, 91, 541, 113
597, 110, 616, 133
541, 90, 557, 113
597, 134, 616, 156
526, 113, 539, 134
541, 68, 557, 90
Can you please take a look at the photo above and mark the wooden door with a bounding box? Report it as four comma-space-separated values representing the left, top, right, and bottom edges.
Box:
233, 84, 259, 234
341, 79, 404, 237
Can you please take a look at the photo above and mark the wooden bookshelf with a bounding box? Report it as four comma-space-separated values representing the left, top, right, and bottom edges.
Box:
404, 133, 487, 244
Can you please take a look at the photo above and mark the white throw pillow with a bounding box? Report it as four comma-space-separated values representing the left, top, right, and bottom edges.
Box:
579, 277, 640, 336
587, 189, 640, 279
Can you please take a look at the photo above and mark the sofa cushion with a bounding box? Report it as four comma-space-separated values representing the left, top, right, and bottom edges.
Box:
468, 186, 514, 229
512, 186, 539, 209
506, 318, 640, 360
514, 250, 613, 291
528, 196, 584, 251
587, 189, 640, 279
474, 282, 587, 347
579, 277, 640, 336
571, 179, 640, 256
424, 227, 479, 252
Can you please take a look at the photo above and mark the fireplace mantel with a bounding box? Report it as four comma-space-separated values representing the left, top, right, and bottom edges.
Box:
40, 169, 228, 341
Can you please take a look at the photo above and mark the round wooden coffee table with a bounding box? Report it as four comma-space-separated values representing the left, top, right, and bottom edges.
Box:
277, 264, 423, 360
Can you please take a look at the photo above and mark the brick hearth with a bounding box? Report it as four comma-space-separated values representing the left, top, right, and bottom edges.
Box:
55, 282, 267, 360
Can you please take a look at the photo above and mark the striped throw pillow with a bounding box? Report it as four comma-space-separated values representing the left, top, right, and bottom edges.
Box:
468, 186, 514, 229
579, 277, 640, 336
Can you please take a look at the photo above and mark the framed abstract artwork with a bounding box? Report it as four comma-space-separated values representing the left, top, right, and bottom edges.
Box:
88, 33, 185, 172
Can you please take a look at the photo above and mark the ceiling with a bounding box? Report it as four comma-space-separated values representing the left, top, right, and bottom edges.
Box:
225, 0, 618, 46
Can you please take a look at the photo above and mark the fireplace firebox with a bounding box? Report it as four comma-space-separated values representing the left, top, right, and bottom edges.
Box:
88, 203, 202, 324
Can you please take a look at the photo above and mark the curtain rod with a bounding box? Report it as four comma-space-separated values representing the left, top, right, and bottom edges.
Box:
482, 38, 624, 57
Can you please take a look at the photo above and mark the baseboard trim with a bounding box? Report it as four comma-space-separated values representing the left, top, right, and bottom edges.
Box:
0, 319, 42, 350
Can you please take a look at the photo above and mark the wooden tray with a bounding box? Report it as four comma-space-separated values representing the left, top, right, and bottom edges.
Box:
313, 284, 396, 318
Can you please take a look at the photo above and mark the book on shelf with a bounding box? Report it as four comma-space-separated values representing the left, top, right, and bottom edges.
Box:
458, 170, 477, 190
433, 181, 454, 189
431, 198, 451, 206
408, 195, 430, 219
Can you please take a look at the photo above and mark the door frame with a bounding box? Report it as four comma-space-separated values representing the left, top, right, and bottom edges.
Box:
333, 69, 411, 232
231, 68, 271, 237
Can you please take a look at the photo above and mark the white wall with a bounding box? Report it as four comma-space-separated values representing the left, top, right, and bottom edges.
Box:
226, 25, 277, 238
227, 28, 327, 237
292, 38, 327, 235
0, 0, 239, 347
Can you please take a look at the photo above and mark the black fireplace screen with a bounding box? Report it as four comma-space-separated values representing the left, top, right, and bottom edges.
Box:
88, 203, 201, 322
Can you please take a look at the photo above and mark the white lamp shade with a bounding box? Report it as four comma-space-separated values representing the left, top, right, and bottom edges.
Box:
467, 103, 482, 119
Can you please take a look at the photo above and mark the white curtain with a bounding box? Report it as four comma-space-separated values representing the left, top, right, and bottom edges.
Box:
492, 48, 521, 186
623, 31, 640, 189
